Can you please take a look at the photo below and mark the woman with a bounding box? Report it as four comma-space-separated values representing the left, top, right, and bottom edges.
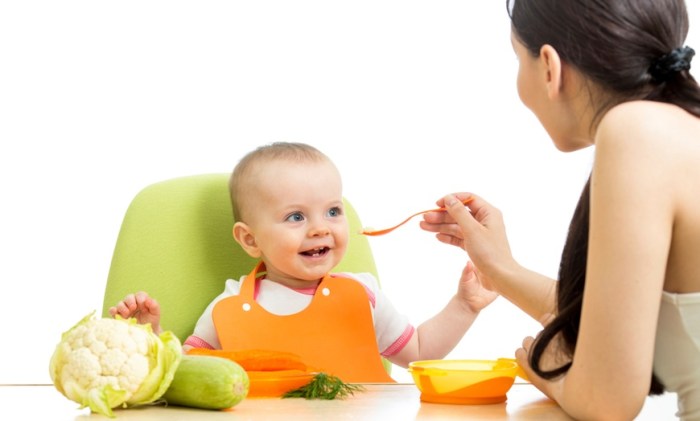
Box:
421, 0, 700, 419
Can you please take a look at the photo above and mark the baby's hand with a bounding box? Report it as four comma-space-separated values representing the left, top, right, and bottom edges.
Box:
457, 261, 499, 313
109, 291, 162, 334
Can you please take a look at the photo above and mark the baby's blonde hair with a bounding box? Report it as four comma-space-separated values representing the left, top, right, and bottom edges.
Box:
229, 142, 332, 222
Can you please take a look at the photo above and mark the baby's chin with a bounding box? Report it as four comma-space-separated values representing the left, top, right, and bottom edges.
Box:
298, 265, 336, 281
274, 264, 335, 284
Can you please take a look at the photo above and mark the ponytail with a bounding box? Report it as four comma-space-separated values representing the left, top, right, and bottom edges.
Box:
646, 46, 700, 117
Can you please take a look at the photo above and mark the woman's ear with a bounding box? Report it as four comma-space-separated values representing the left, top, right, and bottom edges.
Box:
540, 44, 563, 100
233, 221, 262, 258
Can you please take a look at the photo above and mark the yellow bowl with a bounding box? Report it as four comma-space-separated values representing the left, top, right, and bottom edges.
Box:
408, 359, 523, 405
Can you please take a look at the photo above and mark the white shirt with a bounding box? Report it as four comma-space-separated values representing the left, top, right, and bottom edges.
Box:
654, 291, 700, 420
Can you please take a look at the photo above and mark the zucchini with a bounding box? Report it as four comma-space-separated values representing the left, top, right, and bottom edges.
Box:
162, 355, 249, 409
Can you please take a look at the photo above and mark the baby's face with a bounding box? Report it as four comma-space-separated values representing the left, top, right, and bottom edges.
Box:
242, 159, 349, 288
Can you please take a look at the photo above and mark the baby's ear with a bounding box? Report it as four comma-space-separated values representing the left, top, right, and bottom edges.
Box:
233, 222, 261, 258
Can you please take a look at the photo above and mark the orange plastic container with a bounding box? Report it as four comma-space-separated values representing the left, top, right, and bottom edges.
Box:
246, 370, 315, 397
408, 359, 524, 405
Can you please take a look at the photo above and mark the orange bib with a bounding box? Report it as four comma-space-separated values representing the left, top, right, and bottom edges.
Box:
212, 262, 395, 383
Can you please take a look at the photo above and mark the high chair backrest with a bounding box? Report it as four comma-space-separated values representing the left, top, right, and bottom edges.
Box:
101, 173, 381, 343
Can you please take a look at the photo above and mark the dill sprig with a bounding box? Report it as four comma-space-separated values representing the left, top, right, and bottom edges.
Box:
282, 372, 365, 400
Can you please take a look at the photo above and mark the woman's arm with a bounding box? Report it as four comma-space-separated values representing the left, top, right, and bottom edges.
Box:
421, 194, 558, 323
520, 103, 674, 420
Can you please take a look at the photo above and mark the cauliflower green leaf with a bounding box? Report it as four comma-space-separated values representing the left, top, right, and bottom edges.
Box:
49, 312, 182, 417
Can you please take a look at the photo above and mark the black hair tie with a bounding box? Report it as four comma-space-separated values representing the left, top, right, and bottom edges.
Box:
649, 46, 695, 83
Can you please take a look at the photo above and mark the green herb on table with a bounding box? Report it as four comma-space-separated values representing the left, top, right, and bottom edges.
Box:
282, 373, 364, 400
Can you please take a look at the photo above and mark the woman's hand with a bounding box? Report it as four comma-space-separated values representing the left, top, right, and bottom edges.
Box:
420, 193, 517, 288
109, 291, 162, 334
423, 192, 557, 324
515, 335, 566, 403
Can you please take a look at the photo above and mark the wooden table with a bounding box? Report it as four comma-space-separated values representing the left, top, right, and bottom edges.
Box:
0, 383, 678, 420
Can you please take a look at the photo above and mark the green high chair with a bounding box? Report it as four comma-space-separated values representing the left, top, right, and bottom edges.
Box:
100, 173, 389, 372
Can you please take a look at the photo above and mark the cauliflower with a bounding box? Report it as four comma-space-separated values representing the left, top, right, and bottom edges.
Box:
49, 312, 182, 417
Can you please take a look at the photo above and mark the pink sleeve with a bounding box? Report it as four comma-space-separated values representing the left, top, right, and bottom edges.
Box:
380, 324, 415, 357
183, 335, 215, 349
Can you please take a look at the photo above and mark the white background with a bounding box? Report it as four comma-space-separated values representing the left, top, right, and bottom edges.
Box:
1, 1, 697, 384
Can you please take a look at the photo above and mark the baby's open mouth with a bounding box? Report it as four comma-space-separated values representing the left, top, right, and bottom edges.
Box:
301, 247, 330, 257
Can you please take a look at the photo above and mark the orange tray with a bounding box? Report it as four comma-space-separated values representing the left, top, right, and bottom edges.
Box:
246, 370, 315, 397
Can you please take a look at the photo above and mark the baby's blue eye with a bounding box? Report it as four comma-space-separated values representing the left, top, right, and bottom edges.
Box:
286, 212, 304, 222
327, 207, 342, 217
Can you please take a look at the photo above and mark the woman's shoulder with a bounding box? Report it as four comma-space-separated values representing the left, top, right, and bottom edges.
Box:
597, 101, 698, 150
594, 100, 700, 198
601, 101, 696, 133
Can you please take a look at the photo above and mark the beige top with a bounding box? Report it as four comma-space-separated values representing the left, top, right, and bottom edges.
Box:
654, 291, 700, 420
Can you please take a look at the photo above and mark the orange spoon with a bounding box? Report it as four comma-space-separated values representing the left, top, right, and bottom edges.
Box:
360, 197, 473, 236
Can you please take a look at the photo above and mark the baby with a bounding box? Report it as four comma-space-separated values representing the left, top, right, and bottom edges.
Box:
111, 142, 497, 381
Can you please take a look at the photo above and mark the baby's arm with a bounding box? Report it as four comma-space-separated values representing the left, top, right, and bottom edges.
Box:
388, 262, 497, 367
109, 291, 162, 334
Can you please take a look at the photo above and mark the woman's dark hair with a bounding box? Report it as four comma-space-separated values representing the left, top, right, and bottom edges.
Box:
507, 0, 700, 124
505, 0, 700, 395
